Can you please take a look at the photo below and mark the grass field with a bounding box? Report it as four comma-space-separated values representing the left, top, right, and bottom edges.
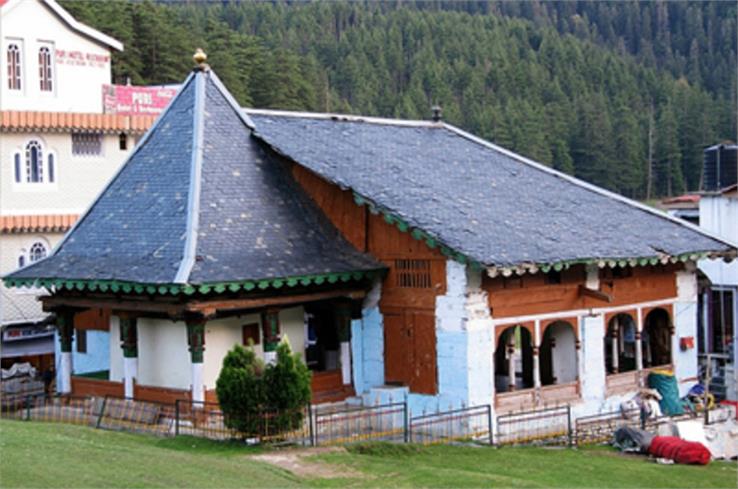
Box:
1, 420, 735, 488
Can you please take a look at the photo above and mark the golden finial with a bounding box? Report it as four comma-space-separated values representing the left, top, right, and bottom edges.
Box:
193, 48, 207, 70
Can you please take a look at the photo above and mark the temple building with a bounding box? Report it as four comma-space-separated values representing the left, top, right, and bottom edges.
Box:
4, 54, 736, 416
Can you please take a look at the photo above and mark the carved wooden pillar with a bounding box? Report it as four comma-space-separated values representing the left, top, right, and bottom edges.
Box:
118, 314, 138, 399
186, 317, 206, 403
56, 310, 75, 394
611, 317, 620, 374
507, 337, 516, 392
261, 308, 281, 364
335, 302, 353, 386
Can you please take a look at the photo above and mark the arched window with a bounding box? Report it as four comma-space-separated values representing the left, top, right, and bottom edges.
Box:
540, 321, 578, 386
47, 153, 55, 182
38, 46, 53, 92
14, 153, 22, 183
495, 325, 534, 392
643, 308, 672, 368
29, 242, 47, 263
18, 254, 25, 268
605, 314, 637, 374
7, 43, 21, 90
25, 140, 43, 183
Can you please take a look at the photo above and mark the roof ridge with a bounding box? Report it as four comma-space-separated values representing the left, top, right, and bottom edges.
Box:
442, 123, 738, 252
210, 71, 255, 130
246, 107, 438, 128
174, 71, 206, 284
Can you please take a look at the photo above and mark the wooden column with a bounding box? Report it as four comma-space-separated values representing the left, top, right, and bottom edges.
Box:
335, 302, 353, 386
56, 310, 75, 394
261, 308, 280, 364
186, 317, 206, 403
636, 308, 644, 386
611, 317, 620, 374
507, 335, 516, 391
118, 314, 138, 399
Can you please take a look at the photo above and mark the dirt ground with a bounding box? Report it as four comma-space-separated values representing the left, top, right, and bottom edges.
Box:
250, 446, 362, 479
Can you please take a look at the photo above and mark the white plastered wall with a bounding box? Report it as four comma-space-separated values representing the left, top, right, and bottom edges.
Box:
1, 132, 130, 215
0, 0, 112, 112
109, 306, 307, 392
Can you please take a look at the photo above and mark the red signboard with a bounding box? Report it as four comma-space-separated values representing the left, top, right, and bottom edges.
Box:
103, 84, 179, 116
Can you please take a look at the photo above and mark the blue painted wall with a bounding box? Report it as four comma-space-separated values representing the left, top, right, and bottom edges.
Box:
54, 330, 110, 383
351, 306, 384, 395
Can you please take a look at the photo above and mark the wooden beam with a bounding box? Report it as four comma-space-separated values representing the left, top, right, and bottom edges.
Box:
578, 284, 613, 303
187, 289, 367, 317
41, 288, 367, 319
41, 295, 183, 316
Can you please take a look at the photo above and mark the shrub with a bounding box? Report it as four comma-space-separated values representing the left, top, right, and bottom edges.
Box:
263, 341, 312, 431
215, 340, 312, 437
215, 344, 266, 435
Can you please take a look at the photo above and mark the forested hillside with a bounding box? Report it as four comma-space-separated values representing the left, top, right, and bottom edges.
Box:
61, 0, 736, 199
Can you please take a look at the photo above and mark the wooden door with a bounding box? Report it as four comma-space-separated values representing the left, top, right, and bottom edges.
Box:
410, 311, 437, 394
383, 309, 437, 394
383, 311, 409, 385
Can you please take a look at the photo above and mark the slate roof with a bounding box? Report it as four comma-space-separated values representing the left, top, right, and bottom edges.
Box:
248, 111, 736, 268
6, 69, 383, 286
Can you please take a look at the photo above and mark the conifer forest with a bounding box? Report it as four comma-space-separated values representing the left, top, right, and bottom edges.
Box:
62, 0, 737, 199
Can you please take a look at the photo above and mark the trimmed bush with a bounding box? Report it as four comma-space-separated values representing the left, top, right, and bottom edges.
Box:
215, 340, 311, 437
215, 344, 266, 435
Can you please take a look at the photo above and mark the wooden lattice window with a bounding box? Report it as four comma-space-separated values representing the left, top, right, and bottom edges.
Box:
394, 259, 432, 288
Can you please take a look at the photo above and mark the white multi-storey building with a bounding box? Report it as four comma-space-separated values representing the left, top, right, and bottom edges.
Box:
1, 0, 154, 376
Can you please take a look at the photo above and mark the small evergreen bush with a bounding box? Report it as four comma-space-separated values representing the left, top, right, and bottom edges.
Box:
215, 340, 311, 437
263, 341, 312, 432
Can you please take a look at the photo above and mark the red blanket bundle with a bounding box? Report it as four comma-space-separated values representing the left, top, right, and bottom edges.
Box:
648, 436, 711, 465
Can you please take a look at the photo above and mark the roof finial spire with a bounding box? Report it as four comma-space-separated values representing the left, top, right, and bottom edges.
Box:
193, 48, 208, 71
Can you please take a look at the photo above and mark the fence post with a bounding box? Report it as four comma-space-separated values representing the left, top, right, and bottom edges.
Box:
566, 405, 573, 447
25, 395, 32, 421
95, 396, 108, 429
175, 400, 180, 436
308, 403, 315, 447
403, 401, 409, 443
487, 404, 494, 446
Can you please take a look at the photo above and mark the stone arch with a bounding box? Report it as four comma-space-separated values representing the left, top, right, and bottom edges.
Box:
494, 324, 534, 392
643, 308, 672, 368
604, 313, 638, 374
540, 321, 578, 386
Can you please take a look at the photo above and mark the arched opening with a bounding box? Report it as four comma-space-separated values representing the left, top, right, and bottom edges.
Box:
494, 325, 533, 392
29, 241, 47, 263
643, 308, 672, 368
25, 140, 43, 183
540, 321, 577, 386
604, 314, 637, 374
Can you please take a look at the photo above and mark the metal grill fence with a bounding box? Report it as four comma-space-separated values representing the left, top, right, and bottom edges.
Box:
1, 394, 700, 449
174, 400, 310, 445
313, 402, 407, 445
496, 405, 572, 446
410, 405, 493, 445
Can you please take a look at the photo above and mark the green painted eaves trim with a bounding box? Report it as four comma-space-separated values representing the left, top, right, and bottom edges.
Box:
2, 269, 384, 296
353, 190, 716, 275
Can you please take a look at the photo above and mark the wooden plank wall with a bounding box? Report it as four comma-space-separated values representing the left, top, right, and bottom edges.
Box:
291, 163, 446, 394
484, 264, 680, 319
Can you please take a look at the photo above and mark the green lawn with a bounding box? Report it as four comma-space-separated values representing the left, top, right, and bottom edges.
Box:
0, 420, 735, 488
